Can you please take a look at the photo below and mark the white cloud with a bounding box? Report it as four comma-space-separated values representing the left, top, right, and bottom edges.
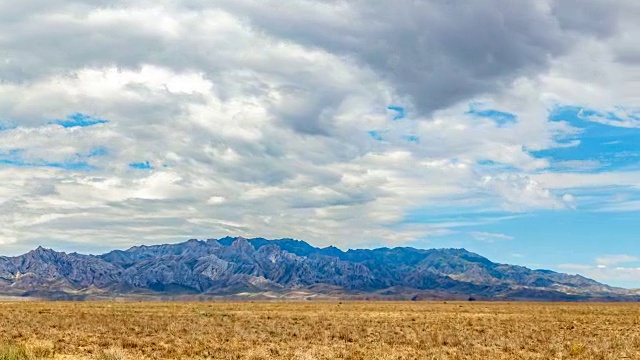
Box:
469, 231, 514, 242
559, 265, 640, 287
532, 172, 640, 190
558, 254, 640, 287
0, 0, 637, 254
0, 236, 17, 245
480, 174, 574, 211
558, 264, 594, 271
596, 255, 639, 267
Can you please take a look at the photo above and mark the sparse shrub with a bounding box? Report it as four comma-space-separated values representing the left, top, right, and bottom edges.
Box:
569, 342, 586, 356
0, 343, 33, 360
0, 341, 54, 360
25, 341, 54, 358
94, 347, 126, 360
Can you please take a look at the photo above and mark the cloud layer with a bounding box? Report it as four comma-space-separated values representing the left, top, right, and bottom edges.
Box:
0, 0, 638, 256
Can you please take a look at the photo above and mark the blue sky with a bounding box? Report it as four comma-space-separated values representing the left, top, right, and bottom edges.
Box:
0, 0, 638, 288
52, 113, 109, 128
533, 106, 640, 172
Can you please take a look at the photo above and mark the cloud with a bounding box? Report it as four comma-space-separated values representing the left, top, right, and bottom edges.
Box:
0, 236, 17, 245
558, 264, 640, 287
215, 0, 623, 119
0, 0, 637, 254
532, 172, 640, 190
558, 254, 640, 287
557, 264, 594, 271
480, 174, 575, 211
466, 103, 518, 127
596, 255, 639, 267
469, 231, 514, 242
551, 160, 603, 172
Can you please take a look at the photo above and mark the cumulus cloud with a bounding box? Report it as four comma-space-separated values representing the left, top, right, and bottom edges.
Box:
480, 174, 575, 211
213, 0, 623, 118
0, 0, 637, 254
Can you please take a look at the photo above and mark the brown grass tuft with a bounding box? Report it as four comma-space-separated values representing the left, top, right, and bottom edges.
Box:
0, 343, 34, 360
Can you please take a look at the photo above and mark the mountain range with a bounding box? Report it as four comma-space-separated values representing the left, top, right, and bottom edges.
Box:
0, 237, 637, 301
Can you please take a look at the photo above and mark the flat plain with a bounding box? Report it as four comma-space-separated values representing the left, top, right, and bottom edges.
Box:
0, 301, 639, 359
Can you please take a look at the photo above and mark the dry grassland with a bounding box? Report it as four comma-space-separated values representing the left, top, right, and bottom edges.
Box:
0, 301, 639, 359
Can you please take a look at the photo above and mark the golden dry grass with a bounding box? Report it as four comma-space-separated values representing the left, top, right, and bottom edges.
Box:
0, 301, 639, 359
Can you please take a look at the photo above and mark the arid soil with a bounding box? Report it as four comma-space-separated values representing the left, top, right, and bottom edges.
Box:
1, 301, 639, 359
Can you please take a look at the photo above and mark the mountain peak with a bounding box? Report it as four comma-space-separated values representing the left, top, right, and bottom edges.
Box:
230, 237, 254, 252
27, 246, 58, 257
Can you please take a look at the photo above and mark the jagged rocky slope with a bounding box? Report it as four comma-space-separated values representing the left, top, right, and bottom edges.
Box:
0, 237, 635, 300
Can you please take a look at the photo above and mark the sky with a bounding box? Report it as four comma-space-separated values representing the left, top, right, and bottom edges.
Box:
0, 0, 639, 287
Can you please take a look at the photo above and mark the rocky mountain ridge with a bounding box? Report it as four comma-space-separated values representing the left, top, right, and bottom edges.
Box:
0, 237, 636, 301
